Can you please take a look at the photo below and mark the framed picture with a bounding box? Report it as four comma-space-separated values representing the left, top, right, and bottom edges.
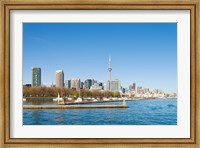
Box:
0, 0, 199, 147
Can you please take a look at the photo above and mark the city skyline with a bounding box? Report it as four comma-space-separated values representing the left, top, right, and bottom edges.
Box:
23, 23, 177, 93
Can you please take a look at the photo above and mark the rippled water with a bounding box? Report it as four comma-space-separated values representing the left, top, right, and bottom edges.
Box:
23, 98, 177, 125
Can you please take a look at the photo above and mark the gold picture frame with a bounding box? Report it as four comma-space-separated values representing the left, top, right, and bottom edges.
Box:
0, 0, 199, 147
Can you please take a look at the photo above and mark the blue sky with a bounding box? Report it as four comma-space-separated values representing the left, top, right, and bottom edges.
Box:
23, 23, 177, 93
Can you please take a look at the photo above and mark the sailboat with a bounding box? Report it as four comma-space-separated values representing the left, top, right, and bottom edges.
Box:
75, 89, 82, 103
53, 93, 64, 103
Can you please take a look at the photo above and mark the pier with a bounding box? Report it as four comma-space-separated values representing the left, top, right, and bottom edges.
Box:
23, 104, 128, 109
61, 100, 123, 105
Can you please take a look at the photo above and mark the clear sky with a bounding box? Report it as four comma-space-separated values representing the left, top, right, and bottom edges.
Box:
23, 23, 177, 93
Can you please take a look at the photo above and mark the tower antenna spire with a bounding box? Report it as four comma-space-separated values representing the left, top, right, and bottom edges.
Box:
109, 55, 111, 68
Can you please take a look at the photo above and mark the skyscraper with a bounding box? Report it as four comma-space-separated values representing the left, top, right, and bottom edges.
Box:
129, 85, 133, 91
71, 78, 81, 91
109, 79, 121, 92
85, 79, 92, 89
90, 83, 102, 90
80, 82, 84, 89
55, 70, 64, 88
65, 80, 71, 88
133, 83, 136, 91
32, 67, 41, 86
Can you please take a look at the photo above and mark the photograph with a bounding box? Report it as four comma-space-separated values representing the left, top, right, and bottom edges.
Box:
22, 23, 177, 125
1, 0, 199, 146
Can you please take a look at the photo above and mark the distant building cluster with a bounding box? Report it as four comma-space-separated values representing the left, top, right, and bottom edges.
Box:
30, 57, 121, 92
125, 86, 177, 98
27, 57, 176, 98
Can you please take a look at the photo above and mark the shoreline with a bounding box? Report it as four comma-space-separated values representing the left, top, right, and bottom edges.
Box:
23, 97, 177, 106
24, 96, 177, 100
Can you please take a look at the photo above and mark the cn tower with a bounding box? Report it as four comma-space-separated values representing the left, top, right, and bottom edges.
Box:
108, 56, 112, 81
108, 56, 112, 90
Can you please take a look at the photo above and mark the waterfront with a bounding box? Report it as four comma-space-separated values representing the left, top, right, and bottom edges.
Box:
23, 98, 177, 125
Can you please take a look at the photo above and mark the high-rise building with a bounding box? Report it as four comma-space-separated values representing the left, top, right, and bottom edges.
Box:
98, 82, 103, 86
65, 80, 71, 88
85, 79, 93, 89
80, 82, 84, 89
133, 83, 136, 91
55, 70, 64, 88
108, 79, 121, 92
90, 83, 102, 90
32, 67, 41, 86
129, 85, 133, 91
122, 87, 125, 93
71, 78, 81, 91
137, 86, 143, 94
91, 79, 95, 85
104, 83, 107, 91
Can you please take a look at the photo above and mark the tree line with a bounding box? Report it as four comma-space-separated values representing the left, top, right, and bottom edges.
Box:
23, 86, 121, 98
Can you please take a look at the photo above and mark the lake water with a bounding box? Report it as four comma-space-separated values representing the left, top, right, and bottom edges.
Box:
23, 98, 177, 125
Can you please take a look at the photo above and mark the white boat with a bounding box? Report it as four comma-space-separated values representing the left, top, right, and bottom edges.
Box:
112, 97, 118, 101
87, 97, 92, 100
53, 93, 64, 103
103, 97, 110, 101
23, 98, 26, 101
75, 97, 82, 103
123, 97, 128, 100
96, 97, 100, 100
67, 97, 73, 101
75, 89, 83, 103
